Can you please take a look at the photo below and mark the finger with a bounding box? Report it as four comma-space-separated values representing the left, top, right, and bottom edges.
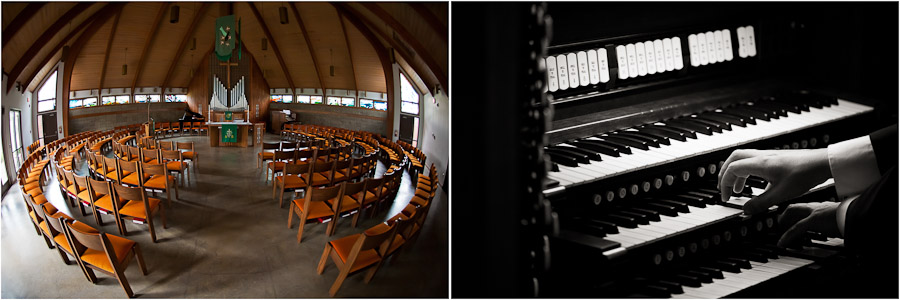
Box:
777, 204, 811, 229
718, 149, 758, 188
744, 182, 788, 215
778, 215, 814, 248
719, 157, 767, 202
732, 176, 748, 194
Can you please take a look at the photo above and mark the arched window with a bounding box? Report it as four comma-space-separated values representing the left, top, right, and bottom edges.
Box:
36, 71, 57, 112
399, 73, 420, 115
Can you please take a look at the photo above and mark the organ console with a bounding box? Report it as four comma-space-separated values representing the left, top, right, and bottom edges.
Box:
533, 3, 896, 298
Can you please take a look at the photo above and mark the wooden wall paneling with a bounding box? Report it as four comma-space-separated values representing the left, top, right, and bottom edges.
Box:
161, 2, 210, 91
250, 54, 270, 124
289, 2, 325, 91
342, 18, 385, 93
297, 3, 355, 91
247, 2, 295, 93
187, 51, 211, 116
338, 13, 359, 92
129, 2, 169, 93
70, 18, 114, 91
2, 3, 46, 47
409, 3, 448, 44
6, 2, 93, 94
98, 10, 122, 91
3, 2, 77, 73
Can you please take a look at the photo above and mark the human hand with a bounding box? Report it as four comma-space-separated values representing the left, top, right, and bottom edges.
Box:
776, 202, 840, 248
718, 149, 832, 214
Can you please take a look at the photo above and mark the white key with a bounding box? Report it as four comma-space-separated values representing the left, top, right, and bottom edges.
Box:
598, 48, 611, 83
567, 53, 579, 87
644, 41, 656, 75
587, 49, 600, 85
688, 34, 699, 67
556, 54, 569, 90
714, 30, 725, 63
672, 37, 684, 70
746, 25, 757, 57
546, 56, 559, 92
706, 31, 717, 64
663, 38, 675, 71
723, 29, 734, 61
626, 43, 638, 78
576, 51, 590, 86
616, 45, 629, 79
636, 42, 647, 76
653, 39, 666, 73
697, 32, 708, 65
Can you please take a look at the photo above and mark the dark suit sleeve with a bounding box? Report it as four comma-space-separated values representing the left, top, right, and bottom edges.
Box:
869, 124, 897, 176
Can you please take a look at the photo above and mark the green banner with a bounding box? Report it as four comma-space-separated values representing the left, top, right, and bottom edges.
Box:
215, 15, 236, 61
225, 111, 233, 121
222, 124, 237, 143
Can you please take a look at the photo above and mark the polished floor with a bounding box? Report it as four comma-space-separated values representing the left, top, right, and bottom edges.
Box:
1, 134, 448, 298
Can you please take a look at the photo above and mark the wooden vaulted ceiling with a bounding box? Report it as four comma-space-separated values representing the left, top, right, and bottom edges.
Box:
2, 2, 448, 97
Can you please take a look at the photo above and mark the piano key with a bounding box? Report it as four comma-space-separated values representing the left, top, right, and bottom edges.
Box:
567, 53, 580, 87
646, 124, 697, 139
598, 135, 652, 151
635, 126, 688, 142
653, 39, 666, 73
702, 111, 749, 127
636, 42, 647, 76
556, 54, 570, 90
751, 100, 791, 116
654, 199, 690, 213
612, 132, 661, 148
582, 137, 634, 154
586, 49, 600, 85
615, 45, 629, 79
546, 151, 580, 167
723, 28, 734, 61
570, 139, 626, 156
711, 260, 741, 273
688, 34, 699, 67
638, 202, 678, 217
625, 207, 661, 222
554, 145, 603, 161
618, 210, 651, 225
721, 107, 771, 121
663, 38, 675, 71
574, 218, 619, 234
545, 147, 590, 164
664, 119, 715, 135
713, 110, 757, 125
619, 130, 670, 145
626, 43, 639, 78
722, 257, 753, 269
576, 51, 590, 86
672, 274, 703, 288
644, 41, 656, 75
688, 115, 732, 131
666, 194, 706, 207
601, 214, 639, 228
598, 48, 611, 83
672, 37, 684, 70
556, 230, 621, 252
705, 31, 717, 64
546, 56, 559, 92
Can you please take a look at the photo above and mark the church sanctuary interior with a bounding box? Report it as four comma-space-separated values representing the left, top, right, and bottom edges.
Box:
1, 2, 447, 298
452, 2, 897, 298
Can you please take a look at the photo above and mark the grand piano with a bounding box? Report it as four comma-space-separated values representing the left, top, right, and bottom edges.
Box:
451, 2, 897, 298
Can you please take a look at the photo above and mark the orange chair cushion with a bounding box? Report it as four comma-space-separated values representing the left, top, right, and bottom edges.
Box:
329, 234, 381, 273
77, 190, 99, 202
415, 189, 431, 200
121, 173, 151, 186
53, 221, 99, 253
332, 172, 347, 183
268, 162, 286, 171
328, 195, 361, 213
80, 234, 135, 273
303, 173, 331, 186
410, 196, 428, 207
258, 152, 274, 159
24, 181, 41, 192
66, 185, 86, 196
292, 198, 334, 220
118, 198, 161, 219
33, 194, 48, 205
144, 175, 175, 189
416, 182, 432, 191
166, 161, 188, 171
277, 175, 308, 189
181, 151, 195, 159
105, 170, 133, 181
38, 220, 51, 236
93, 195, 116, 212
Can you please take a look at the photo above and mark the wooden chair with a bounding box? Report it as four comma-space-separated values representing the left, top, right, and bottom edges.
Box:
316, 220, 400, 297
191, 121, 202, 135
160, 149, 190, 186
196, 121, 207, 135
102, 155, 126, 184
353, 177, 385, 219
24, 193, 55, 249
141, 162, 178, 206
331, 181, 364, 230
157, 140, 174, 151
258, 142, 280, 169
332, 158, 353, 184
70, 173, 102, 225
288, 184, 343, 243
111, 183, 166, 243
274, 163, 310, 208
169, 122, 181, 137
63, 220, 148, 298
140, 147, 161, 164
176, 142, 198, 172
88, 177, 116, 228
154, 122, 169, 138
118, 159, 150, 187
305, 159, 335, 188
125, 145, 141, 162
266, 150, 294, 184
62, 169, 87, 209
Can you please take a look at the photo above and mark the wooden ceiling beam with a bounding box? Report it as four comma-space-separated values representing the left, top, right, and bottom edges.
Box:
409, 3, 447, 44
289, 2, 325, 92
248, 2, 295, 93
2, 2, 47, 48
337, 12, 358, 93
162, 2, 211, 90
98, 10, 122, 91
129, 2, 170, 94
359, 3, 447, 95
6, 2, 94, 94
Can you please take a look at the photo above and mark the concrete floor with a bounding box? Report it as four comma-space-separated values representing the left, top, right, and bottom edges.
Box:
1, 134, 448, 298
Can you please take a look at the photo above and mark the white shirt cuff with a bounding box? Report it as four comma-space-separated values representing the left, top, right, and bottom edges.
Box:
827, 135, 881, 198
835, 195, 858, 237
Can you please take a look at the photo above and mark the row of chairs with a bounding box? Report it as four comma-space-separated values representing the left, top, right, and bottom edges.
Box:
153, 121, 207, 138
104, 140, 198, 184
316, 166, 437, 296
396, 140, 427, 175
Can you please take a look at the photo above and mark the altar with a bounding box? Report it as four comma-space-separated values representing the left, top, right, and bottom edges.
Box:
207, 121, 254, 147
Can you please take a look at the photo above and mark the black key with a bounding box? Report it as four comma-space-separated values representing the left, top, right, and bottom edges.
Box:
598, 135, 651, 150
648, 124, 698, 139
600, 213, 638, 228
712, 110, 756, 125
698, 112, 746, 127
654, 280, 684, 295
722, 107, 771, 121
807, 231, 828, 241
654, 199, 690, 213
637, 126, 689, 142
550, 162, 560, 172
697, 266, 725, 279
749, 101, 788, 117
743, 105, 780, 119
543, 177, 559, 188
566, 221, 607, 237
690, 115, 732, 131
617, 131, 669, 146
556, 145, 603, 161
640, 284, 673, 298
556, 230, 621, 252
546, 151, 579, 167
695, 187, 721, 196
755, 98, 798, 114
684, 191, 718, 205
711, 260, 741, 273
752, 246, 779, 259
667, 194, 706, 208
686, 269, 714, 283
740, 250, 769, 263
769, 95, 810, 112
639, 202, 678, 217
618, 210, 650, 225
723, 257, 752, 269
683, 118, 725, 133
572, 139, 629, 156
610, 132, 660, 148
664, 119, 714, 135
627, 207, 661, 222
671, 274, 702, 288
546, 147, 590, 164
574, 217, 619, 234
746, 177, 768, 189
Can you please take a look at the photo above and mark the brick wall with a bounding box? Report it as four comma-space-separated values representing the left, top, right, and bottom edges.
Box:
268, 103, 388, 135
68, 102, 189, 134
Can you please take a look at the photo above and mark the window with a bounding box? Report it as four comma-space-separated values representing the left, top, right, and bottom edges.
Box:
37, 71, 58, 113
359, 99, 387, 111
270, 95, 293, 103
69, 97, 97, 108
374, 101, 388, 111
9, 110, 24, 171
341, 97, 355, 107
400, 73, 420, 115
270, 95, 283, 102
83, 97, 98, 107
310, 96, 323, 104
102, 96, 116, 105
69, 99, 83, 108
359, 99, 374, 109
297, 95, 311, 104
135, 95, 160, 103
326, 96, 341, 106
115, 95, 130, 104
165, 95, 187, 102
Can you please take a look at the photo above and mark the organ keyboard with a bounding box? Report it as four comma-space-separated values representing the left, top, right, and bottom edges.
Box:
537, 4, 880, 298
